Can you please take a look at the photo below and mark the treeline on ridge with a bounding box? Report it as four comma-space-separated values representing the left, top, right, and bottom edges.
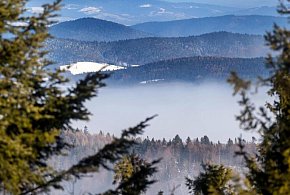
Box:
46, 32, 267, 66
52, 129, 256, 194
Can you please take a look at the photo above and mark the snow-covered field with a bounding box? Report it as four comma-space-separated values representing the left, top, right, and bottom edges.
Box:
60, 62, 125, 75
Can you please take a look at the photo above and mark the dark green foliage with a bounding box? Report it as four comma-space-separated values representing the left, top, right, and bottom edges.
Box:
0, 1, 158, 194
186, 2, 290, 194
186, 164, 233, 195
107, 154, 160, 195
21, 117, 158, 195
102, 160, 159, 195
227, 1, 290, 194
0, 1, 79, 193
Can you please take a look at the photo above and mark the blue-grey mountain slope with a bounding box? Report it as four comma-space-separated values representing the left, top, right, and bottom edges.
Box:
66, 57, 267, 85
46, 32, 267, 66
108, 57, 267, 84
131, 15, 288, 37
50, 18, 153, 42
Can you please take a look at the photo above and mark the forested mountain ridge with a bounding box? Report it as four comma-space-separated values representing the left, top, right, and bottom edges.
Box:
107, 56, 266, 84
131, 15, 287, 37
46, 32, 267, 66
50, 18, 154, 42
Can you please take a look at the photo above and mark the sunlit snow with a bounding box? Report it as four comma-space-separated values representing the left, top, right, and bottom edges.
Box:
60, 62, 125, 75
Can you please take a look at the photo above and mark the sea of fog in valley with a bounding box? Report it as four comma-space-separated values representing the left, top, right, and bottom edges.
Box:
72, 81, 270, 143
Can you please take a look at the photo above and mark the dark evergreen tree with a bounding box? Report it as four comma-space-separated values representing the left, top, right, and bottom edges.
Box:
113, 154, 160, 195
186, 164, 233, 195
201, 136, 210, 145
186, 137, 192, 146
226, 139, 234, 147
172, 134, 183, 146
0, 1, 158, 194
228, 1, 290, 193
189, 1, 290, 194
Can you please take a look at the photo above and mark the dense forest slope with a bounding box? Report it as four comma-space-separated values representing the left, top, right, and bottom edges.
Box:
107, 57, 266, 84
50, 18, 153, 42
131, 15, 287, 37
46, 32, 267, 66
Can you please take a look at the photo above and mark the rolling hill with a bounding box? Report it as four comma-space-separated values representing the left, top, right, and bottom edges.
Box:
49, 18, 153, 42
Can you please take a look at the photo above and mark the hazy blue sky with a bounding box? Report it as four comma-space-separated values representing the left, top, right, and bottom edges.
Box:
27, 0, 281, 25
165, 0, 278, 8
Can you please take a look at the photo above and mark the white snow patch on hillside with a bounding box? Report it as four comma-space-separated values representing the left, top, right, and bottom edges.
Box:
140, 79, 164, 84
60, 62, 125, 75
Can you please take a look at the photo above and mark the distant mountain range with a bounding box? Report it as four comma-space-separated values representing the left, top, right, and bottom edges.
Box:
46, 32, 267, 66
50, 15, 286, 42
132, 15, 287, 37
50, 18, 152, 42
28, 0, 280, 25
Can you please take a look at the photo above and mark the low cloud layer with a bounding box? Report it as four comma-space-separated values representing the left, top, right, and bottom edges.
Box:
73, 82, 269, 143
